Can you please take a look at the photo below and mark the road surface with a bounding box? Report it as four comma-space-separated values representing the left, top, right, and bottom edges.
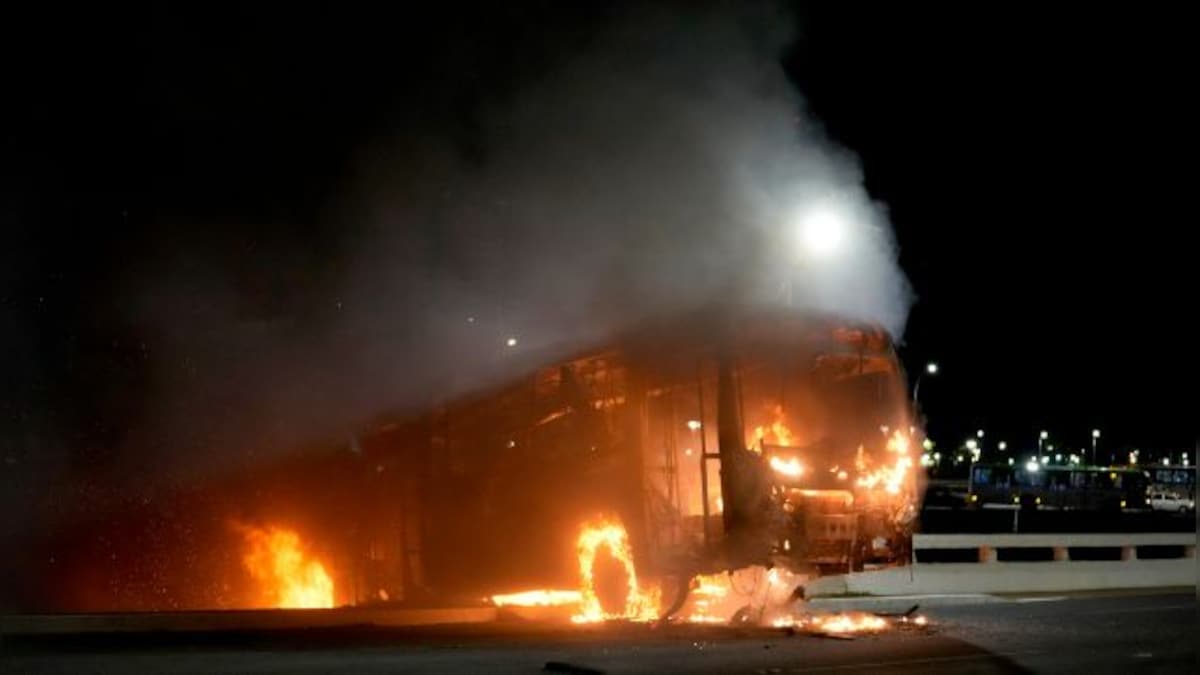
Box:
2, 591, 1194, 673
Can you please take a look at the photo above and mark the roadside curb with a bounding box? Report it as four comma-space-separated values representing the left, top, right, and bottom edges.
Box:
807, 594, 1003, 611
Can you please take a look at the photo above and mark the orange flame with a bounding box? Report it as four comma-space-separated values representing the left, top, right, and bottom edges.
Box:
491, 589, 582, 607
769, 456, 805, 478
751, 404, 795, 449
772, 611, 889, 633
572, 518, 659, 623
685, 571, 734, 623
855, 430, 915, 496
238, 524, 333, 609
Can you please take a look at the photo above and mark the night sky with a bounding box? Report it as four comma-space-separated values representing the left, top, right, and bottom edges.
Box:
1, 0, 1192, 506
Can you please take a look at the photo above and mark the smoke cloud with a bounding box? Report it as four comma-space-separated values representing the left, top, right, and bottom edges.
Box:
9, 4, 912, 487
117, 4, 912, 478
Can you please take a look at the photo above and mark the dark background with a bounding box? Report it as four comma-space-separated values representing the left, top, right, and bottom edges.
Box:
1, 1, 1192, 496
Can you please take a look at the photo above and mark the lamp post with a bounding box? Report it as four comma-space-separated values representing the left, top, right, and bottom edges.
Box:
1038, 430, 1048, 461
1091, 429, 1100, 466
912, 362, 938, 408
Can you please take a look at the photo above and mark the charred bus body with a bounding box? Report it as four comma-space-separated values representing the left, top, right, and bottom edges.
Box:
349, 309, 919, 606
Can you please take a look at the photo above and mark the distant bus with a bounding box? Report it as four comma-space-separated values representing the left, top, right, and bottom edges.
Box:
967, 463, 1148, 511
1145, 465, 1196, 501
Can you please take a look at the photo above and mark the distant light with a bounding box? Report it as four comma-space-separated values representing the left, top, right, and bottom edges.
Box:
1007, 458, 1014, 465
1040, 456, 1050, 464
505, 337, 518, 347
976, 429, 985, 438
1091, 429, 1101, 438
922, 439, 935, 451
1046, 444, 1054, 452
466, 316, 476, 323
506, 439, 516, 448
1025, 461, 1040, 472
686, 420, 702, 431
997, 441, 1008, 451
933, 452, 942, 461
925, 362, 939, 375
966, 439, 978, 451
1054, 454, 1062, 462
684, 448, 693, 457
880, 425, 890, 435
1040, 431, 1049, 440
837, 470, 848, 480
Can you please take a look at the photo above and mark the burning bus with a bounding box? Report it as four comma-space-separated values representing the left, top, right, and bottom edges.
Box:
347, 308, 921, 617
13, 308, 920, 621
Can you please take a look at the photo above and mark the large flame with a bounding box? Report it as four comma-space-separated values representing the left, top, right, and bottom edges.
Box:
238, 524, 333, 609
855, 430, 915, 496
572, 518, 660, 623
751, 404, 794, 449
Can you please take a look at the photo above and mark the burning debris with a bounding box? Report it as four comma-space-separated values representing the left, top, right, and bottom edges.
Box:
573, 518, 660, 623
491, 589, 583, 608
236, 523, 334, 609
489, 518, 660, 623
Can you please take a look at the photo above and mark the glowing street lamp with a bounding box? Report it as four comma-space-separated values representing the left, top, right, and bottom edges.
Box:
913, 362, 938, 407
998, 441, 1008, 452
1091, 429, 1100, 465
1038, 430, 1048, 460
795, 205, 848, 259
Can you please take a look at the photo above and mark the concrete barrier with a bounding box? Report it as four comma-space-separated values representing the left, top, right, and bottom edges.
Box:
808, 532, 1196, 596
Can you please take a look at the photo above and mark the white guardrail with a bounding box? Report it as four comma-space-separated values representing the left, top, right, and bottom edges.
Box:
809, 532, 1196, 596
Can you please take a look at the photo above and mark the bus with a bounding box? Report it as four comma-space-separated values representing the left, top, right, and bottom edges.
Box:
967, 463, 1148, 511
1145, 465, 1196, 501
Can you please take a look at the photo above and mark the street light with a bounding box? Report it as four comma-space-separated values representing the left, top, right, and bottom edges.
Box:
998, 441, 1008, 451
796, 205, 848, 259
1038, 430, 1048, 460
1091, 429, 1100, 466
912, 362, 938, 408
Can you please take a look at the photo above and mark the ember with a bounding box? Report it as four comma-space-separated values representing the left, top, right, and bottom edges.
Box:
237, 524, 334, 609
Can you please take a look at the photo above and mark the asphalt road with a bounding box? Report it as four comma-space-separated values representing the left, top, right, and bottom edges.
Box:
2, 591, 1195, 674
